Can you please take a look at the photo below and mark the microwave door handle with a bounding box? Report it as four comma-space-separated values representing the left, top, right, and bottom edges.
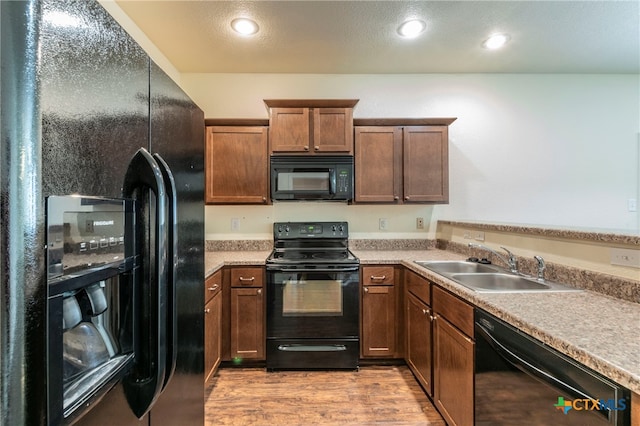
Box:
152, 153, 178, 390
122, 148, 168, 418
329, 168, 337, 195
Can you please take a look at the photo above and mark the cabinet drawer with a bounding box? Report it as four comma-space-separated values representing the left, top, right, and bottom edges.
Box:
230, 267, 264, 287
205, 269, 223, 302
406, 270, 430, 305
433, 286, 473, 337
362, 266, 394, 285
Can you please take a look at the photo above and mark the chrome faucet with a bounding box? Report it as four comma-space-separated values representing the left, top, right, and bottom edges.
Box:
534, 255, 546, 282
468, 243, 519, 274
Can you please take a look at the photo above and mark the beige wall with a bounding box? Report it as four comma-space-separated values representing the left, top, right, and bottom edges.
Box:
438, 222, 639, 282
102, 3, 640, 242
180, 73, 639, 239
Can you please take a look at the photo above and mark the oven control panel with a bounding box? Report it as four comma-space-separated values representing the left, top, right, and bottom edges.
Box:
274, 221, 348, 239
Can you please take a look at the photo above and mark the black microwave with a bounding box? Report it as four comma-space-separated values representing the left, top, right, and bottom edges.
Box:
270, 156, 354, 201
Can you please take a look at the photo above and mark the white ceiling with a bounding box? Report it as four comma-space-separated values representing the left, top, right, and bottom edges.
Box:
115, 1, 639, 74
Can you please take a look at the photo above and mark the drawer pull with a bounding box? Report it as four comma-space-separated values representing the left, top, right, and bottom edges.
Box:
239, 276, 255, 282
370, 275, 386, 281
208, 284, 219, 292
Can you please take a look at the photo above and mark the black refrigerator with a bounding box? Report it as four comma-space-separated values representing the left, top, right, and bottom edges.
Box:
1, 0, 205, 424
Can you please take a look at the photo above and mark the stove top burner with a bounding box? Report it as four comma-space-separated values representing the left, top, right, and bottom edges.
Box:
312, 252, 348, 260
280, 252, 308, 260
267, 221, 359, 268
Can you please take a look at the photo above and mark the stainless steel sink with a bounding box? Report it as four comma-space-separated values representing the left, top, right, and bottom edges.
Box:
450, 273, 582, 292
414, 261, 582, 293
414, 260, 499, 274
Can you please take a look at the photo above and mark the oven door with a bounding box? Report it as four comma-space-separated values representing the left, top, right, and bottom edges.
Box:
266, 267, 359, 339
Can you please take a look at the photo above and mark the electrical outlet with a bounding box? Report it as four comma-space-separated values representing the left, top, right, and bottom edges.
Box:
475, 231, 485, 241
610, 248, 640, 268
416, 217, 424, 229
379, 218, 388, 230
231, 217, 240, 231
629, 198, 637, 212
463, 230, 472, 239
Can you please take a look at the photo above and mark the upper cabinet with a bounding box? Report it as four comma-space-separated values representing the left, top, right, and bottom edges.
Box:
265, 99, 358, 155
205, 121, 270, 204
354, 118, 456, 204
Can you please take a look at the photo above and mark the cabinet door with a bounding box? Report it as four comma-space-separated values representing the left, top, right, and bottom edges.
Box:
406, 293, 433, 396
269, 107, 310, 153
205, 269, 222, 304
204, 290, 222, 382
230, 287, 265, 360
361, 284, 396, 357
354, 126, 402, 203
313, 108, 353, 154
403, 126, 449, 203
434, 315, 474, 426
205, 126, 269, 204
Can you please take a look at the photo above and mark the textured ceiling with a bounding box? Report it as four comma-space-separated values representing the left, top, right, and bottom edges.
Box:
115, 1, 639, 74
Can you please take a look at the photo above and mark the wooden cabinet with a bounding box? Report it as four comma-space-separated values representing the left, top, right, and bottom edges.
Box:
405, 270, 433, 396
354, 126, 402, 203
265, 99, 358, 155
361, 265, 401, 358
354, 119, 455, 203
204, 270, 222, 382
432, 285, 474, 426
205, 125, 269, 204
229, 267, 265, 361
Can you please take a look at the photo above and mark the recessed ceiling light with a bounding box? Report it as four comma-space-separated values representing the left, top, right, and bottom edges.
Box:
231, 18, 259, 36
397, 19, 426, 38
483, 33, 510, 49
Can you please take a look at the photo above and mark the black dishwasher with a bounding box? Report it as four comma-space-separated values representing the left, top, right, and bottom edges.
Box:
475, 309, 630, 426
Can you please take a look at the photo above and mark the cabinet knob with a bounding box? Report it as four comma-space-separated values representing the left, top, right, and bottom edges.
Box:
394, 196, 399, 201
257, 289, 262, 295
204, 308, 210, 314
303, 146, 309, 151
262, 197, 267, 203
405, 196, 410, 201
364, 287, 369, 293
314, 146, 319, 151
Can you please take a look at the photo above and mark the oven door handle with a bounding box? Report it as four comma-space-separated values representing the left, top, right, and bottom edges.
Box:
475, 322, 612, 420
267, 267, 359, 273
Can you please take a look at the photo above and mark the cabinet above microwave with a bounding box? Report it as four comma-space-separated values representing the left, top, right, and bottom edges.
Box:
264, 99, 359, 155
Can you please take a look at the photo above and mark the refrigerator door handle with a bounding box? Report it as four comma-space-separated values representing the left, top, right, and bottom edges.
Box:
122, 148, 169, 418
153, 153, 178, 390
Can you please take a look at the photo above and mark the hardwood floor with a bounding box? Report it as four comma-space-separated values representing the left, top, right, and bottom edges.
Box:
205, 365, 446, 425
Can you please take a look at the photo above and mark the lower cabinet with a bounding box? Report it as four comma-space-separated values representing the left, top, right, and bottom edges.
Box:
406, 290, 433, 396
432, 285, 475, 426
204, 270, 223, 382
230, 267, 265, 361
361, 265, 402, 358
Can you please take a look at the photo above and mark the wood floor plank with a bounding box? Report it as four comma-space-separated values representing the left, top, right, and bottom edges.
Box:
205, 366, 446, 425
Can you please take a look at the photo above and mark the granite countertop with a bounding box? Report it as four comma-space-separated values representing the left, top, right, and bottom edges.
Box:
204, 249, 640, 394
